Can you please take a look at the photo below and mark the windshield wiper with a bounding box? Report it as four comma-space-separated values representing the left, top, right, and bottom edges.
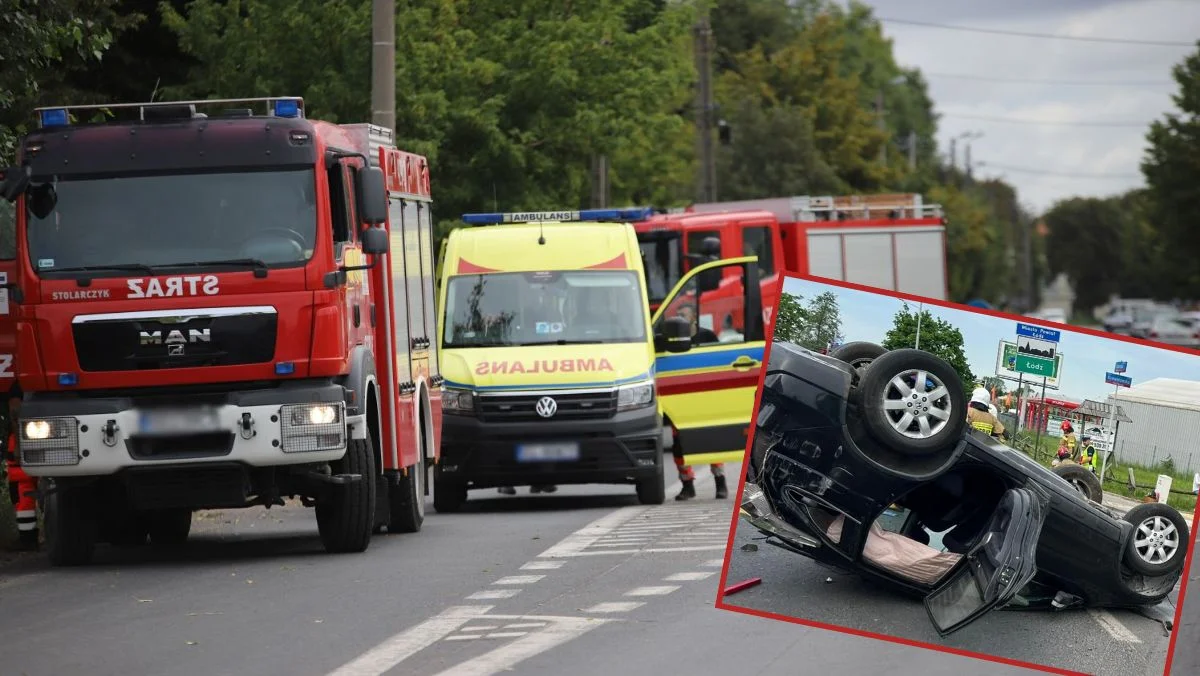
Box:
159, 258, 270, 277
49, 263, 157, 275
519, 339, 607, 346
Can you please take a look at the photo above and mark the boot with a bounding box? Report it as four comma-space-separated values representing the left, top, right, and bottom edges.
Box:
714, 475, 728, 499
675, 480, 696, 501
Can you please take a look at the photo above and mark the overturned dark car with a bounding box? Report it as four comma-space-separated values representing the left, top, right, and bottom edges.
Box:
742, 340, 1191, 637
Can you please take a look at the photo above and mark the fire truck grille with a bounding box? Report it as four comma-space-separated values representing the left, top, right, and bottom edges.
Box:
478, 390, 618, 423
72, 311, 278, 372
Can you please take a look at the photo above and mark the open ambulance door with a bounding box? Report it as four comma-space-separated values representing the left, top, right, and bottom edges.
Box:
923, 486, 1047, 636
651, 256, 764, 465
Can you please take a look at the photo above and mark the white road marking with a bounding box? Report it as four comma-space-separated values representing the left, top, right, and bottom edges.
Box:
503, 623, 546, 629
485, 632, 528, 639
461, 625, 500, 632
664, 571, 716, 582
444, 635, 482, 642
1087, 609, 1142, 643
431, 615, 610, 676
585, 602, 645, 613
625, 585, 681, 597
494, 575, 545, 585
467, 589, 522, 600
520, 560, 564, 571
324, 605, 493, 676
702, 558, 725, 567
537, 506, 646, 558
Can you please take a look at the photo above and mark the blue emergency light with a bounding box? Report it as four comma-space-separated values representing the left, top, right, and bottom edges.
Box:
58, 372, 79, 387
272, 98, 302, 118
275, 361, 296, 376
461, 207, 655, 226
39, 108, 70, 128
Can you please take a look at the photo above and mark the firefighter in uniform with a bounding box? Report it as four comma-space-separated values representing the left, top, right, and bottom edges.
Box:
3, 391, 38, 549
1060, 420, 1077, 457
966, 387, 1006, 439
1078, 435, 1098, 474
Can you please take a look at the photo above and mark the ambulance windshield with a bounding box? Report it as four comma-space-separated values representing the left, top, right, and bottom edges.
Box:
443, 270, 647, 348
25, 168, 317, 276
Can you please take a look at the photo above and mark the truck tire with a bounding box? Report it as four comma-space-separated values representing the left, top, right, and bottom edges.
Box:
146, 509, 192, 547
43, 480, 98, 567
388, 454, 425, 533
1121, 502, 1190, 577
1052, 463, 1103, 504
316, 436, 377, 553
636, 458, 666, 505
432, 465, 466, 514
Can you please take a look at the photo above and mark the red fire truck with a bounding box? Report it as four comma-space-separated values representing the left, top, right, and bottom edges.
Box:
0, 96, 441, 565
635, 193, 950, 331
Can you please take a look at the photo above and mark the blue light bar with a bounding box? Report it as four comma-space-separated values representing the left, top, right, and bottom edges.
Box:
461, 207, 655, 226
272, 99, 301, 118
275, 362, 296, 376
58, 373, 78, 387
39, 108, 69, 128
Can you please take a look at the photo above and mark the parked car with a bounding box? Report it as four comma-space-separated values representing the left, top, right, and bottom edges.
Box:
742, 340, 1190, 637
1143, 314, 1200, 349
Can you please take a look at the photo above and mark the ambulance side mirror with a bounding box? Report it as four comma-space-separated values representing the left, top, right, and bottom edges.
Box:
659, 316, 693, 354
355, 166, 387, 225
361, 226, 389, 255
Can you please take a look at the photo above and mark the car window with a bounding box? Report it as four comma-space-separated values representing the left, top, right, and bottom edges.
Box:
741, 225, 775, 277
655, 264, 751, 348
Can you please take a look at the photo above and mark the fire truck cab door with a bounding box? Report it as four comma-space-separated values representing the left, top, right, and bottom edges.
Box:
651, 256, 765, 457
0, 198, 16, 391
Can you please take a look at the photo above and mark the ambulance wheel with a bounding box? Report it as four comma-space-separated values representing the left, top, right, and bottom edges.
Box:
43, 480, 97, 567
433, 466, 466, 514
1052, 463, 1103, 504
388, 455, 426, 533
636, 460, 666, 505
316, 436, 377, 553
146, 509, 192, 547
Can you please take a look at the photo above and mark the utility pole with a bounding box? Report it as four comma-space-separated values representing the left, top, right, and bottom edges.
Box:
965, 141, 973, 182
907, 130, 917, 170
590, 155, 610, 208
948, 137, 957, 172
694, 13, 716, 203
875, 90, 887, 165
370, 0, 396, 133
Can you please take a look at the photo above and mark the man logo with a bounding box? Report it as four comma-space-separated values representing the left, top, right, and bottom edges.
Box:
535, 396, 558, 419
140, 328, 212, 357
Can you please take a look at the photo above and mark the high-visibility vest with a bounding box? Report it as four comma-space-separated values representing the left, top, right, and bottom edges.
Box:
1079, 444, 1097, 469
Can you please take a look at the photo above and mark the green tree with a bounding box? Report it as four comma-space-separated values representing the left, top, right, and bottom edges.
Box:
1142, 42, 1200, 296
772, 291, 808, 343
881, 302, 974, 385
771, 290, 842, 350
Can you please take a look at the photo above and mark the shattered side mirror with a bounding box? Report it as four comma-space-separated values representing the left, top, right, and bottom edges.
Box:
0, 166, 31, 203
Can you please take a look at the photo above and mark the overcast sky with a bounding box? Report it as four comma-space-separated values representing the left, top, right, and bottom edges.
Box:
853, 0, 1200, 214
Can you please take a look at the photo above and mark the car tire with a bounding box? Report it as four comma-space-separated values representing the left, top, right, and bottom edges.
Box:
432, 465, 466, 514
636, 458, 666, 505
316, 436, 377, 553
43, 480, 98, 567
1051, 463, 1104, 504
858, 348, 967, 457
146, 509, 192, 547
830, 341, 888, 373
388, 455, 426, 534
1121, 502, 1190, 577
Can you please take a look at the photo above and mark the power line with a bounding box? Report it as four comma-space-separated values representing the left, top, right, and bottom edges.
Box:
939, 111, 1148, 128
877, 17, 1196, 47
975, 161, 1142, 179
923, 72, 1173, 87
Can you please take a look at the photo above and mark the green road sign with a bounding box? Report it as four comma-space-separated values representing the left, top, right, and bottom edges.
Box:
998, 341, 1063, 385
1015, 354, 1057, 378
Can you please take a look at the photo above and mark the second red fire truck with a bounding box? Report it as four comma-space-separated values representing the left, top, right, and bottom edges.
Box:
0, 96, 442, 565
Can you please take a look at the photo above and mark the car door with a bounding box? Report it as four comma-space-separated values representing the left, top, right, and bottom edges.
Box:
923, 487, 1048, 636
651, 255, 765, 463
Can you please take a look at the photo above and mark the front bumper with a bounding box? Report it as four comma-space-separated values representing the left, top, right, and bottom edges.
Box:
739, 481, 821, 549
16, 380, 367, 477
439, 403, 662, 489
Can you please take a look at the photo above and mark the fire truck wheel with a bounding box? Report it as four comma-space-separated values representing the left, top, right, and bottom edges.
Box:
317, 436, 377, 553
146, 509, 192, 547
432, 465, 466, 514
43, 480, 98, 566
388, 454, 425, 533
636, 459, 666, 505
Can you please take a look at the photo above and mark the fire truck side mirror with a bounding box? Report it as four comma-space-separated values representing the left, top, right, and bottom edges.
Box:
0, 165, 31, 202
697, 267, 721, 293
361, 226, 389, 255
355, 166, 387, 225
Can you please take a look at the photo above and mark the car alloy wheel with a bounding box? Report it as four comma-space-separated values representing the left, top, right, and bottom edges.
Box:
1133, 515, 1180, 566
879, 368, 953, 440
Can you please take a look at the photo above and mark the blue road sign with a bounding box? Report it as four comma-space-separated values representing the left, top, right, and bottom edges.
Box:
1115, 361, 1127, 374
1105, 372, 1133, 388
1016, 322, 1061, 343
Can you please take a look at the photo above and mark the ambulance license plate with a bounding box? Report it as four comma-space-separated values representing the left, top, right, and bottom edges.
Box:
516, 442, 580, 462
138, 408, 221, 436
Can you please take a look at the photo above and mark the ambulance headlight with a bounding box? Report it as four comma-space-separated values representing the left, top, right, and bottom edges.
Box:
617, 381, 655, 411
443, 389, 476, 415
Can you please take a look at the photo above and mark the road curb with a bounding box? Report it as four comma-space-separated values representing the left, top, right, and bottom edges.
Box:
1104, 491, 1195, 524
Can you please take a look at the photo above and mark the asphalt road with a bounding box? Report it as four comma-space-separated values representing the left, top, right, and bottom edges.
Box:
2, 463, 1064, 676
1168, 552, 1200, 676
724, 515, 1181, 676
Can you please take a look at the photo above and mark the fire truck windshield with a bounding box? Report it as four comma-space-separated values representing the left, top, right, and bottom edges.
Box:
25, 168, 318, 276
443, 270, 647, 348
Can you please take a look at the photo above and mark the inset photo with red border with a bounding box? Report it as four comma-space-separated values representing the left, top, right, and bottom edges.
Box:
716, 273, 1200, 676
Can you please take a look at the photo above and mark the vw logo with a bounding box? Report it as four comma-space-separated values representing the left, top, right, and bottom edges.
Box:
535, 396, 558, 418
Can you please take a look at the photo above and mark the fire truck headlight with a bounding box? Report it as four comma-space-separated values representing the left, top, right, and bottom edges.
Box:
19, 417, 81, 466
617, 381, 655, 411
280, 403, 346, 453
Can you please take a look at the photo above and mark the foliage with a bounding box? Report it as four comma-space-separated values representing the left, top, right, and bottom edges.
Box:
772, 291, 842, 350
881, 302, 975, 385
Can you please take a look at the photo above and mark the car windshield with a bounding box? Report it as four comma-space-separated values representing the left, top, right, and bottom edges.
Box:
443, 269, 647, 347
25, 168, 317, 275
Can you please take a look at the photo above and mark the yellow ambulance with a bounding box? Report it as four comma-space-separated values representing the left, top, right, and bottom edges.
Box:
431, 208, 766, 511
